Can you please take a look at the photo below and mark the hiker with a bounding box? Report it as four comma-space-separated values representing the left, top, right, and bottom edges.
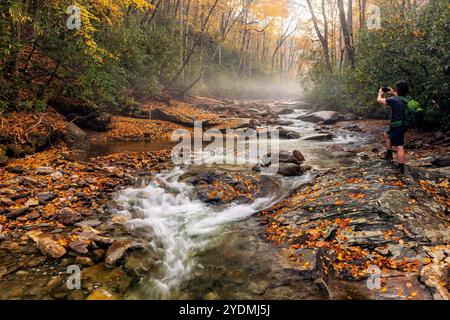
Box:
376, 80, 410, 174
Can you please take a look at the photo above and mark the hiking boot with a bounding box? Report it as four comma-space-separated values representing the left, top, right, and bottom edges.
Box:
382, 150, 394, 161
386, 164, 405, 175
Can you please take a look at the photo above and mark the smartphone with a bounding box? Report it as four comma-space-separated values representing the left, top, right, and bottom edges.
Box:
382, 87, 391, 93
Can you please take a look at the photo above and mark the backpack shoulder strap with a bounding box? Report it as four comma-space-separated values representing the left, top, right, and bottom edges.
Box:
398, 96, 411, 104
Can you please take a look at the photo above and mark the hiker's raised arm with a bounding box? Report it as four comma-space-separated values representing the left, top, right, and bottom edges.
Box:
377, 88, 387, 105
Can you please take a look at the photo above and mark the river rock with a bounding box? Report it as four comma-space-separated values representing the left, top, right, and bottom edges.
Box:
6, 166, 24, 174
431, 154, 450, 167
342, 113, 359, 121
75, 256, 94, 266
278, 129, 301, 139
298, 111, 342, 124
0, 197, 14, 206
293, 150, 305, 163
105, 240, 144, 266
35, 166, 56, 175
75, 219, 102, 228
6, 143, 33, 157
6, 206, 30, 219
303, 133, 334, 141
278, 108, 294, 115
262, 150, 305, 165
58, 208, 81, 225
50, 171, 64, 181
37, 192, 56, 203
86, 288, 119, 300
35, 237, 67, 259
63, 122, 90, 151
276, 119, 294, 126
92, 249, 105, 261
343, 125, 363, 132
277, 163, 304, 176
420, 263, 449, 300
24, 198, 39, 207
69, 240, 89, 255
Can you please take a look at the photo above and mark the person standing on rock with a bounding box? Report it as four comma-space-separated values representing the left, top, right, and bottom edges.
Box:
376, 80, 409, 174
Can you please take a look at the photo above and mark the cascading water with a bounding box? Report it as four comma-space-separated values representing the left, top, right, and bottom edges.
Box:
114, 167, 284, 299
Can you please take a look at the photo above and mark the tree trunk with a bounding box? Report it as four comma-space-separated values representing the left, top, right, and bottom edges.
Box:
337, 0, 356, 68
306, 0, 333, 73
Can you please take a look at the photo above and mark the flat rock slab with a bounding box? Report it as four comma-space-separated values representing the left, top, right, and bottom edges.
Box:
298, 111, 342, 124
105, 240, 144, 266
303, 133, 335, 141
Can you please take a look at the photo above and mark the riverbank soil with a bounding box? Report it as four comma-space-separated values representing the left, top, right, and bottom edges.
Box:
0, 98, 449, 300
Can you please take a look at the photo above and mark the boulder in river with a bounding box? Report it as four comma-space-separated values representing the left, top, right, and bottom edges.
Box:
298, 111, 342, 124
278, 108, 294, 115
63, 123, 90, 151
262, 150, 305, 165
303, 133, 335, 141
276, 119, 294, 126
293, 150, 305, 163
343, 125, 363, 132
277, 163, 304, 176
278, 129, 301, 139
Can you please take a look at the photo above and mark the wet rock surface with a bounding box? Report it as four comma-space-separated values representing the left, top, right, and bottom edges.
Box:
189, 171, 281, 205
261, 159, 450, 299
298, 111, 343, 124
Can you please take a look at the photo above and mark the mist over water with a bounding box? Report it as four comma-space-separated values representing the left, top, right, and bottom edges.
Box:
198, 79, 302, 100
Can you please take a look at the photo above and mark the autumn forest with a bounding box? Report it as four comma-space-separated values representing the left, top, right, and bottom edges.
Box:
0, 0, 449, 303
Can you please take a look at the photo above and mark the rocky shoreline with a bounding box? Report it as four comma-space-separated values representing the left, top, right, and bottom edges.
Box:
260, 159, 449, 299
0, 145, 173, 299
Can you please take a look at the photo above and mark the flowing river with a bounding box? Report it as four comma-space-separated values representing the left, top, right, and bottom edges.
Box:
108, 102, 365, 299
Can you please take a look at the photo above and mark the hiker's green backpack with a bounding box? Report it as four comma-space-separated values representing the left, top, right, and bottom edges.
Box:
399, 96, 423, 127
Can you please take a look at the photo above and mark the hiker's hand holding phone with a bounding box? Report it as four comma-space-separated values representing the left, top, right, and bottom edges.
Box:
389, 87, 398, 96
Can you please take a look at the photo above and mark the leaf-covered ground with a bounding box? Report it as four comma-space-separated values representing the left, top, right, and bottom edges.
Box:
260, 159, 450, 299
